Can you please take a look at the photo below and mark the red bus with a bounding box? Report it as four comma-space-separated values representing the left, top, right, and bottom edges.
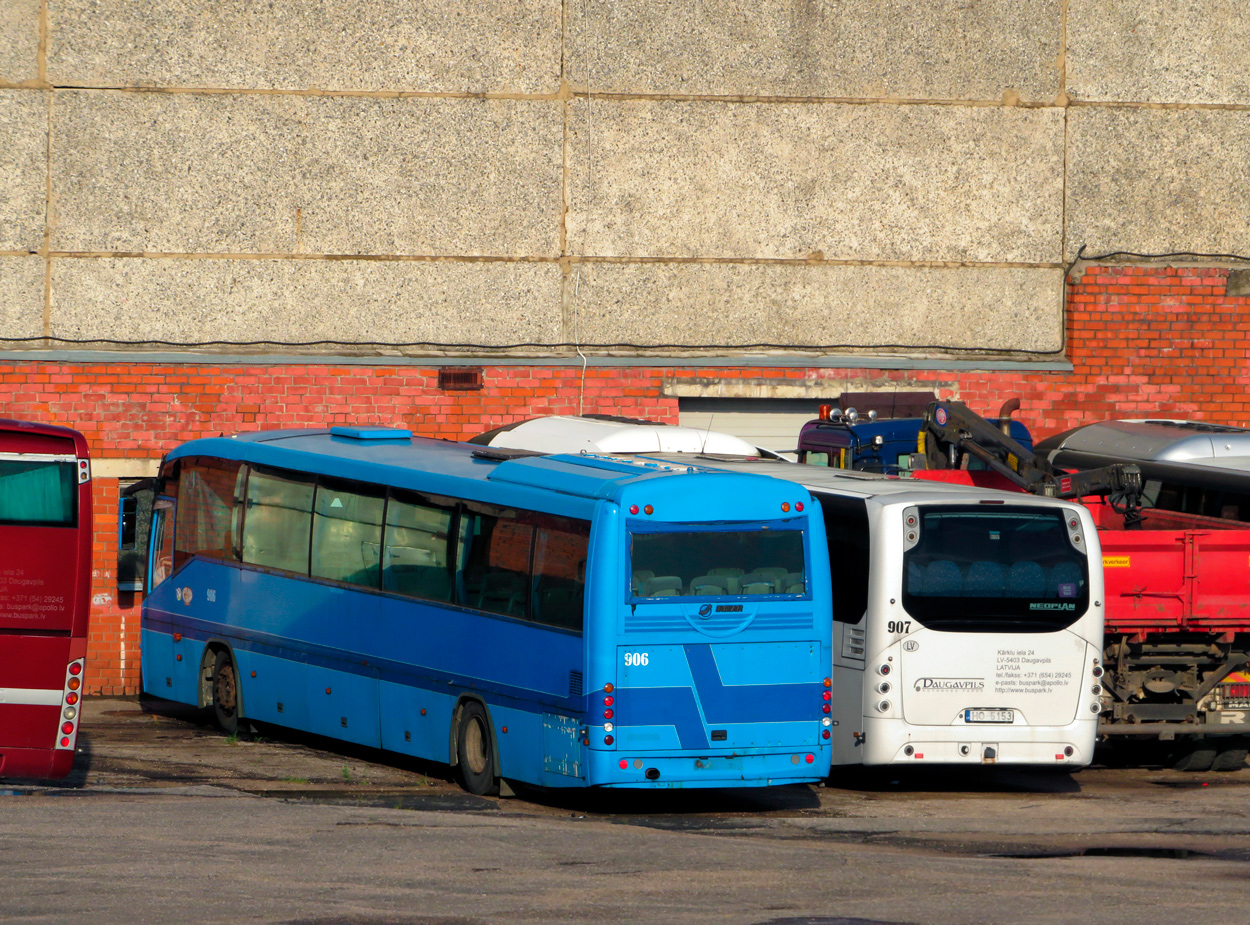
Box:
0, 419, 92, 780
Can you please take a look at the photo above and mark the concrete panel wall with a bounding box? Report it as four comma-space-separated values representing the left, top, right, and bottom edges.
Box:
0, 0, 39, 85
52, 93, 563, 257
565, 0, 1063, 102
0, 2, 1245, 359
1066, 108, 1250, 259
565, 264, 1063, 352
1067, 1, 1250, 105
47, 0, 563, 94
0, 90, 47, 253
50, 258, 564, 347
0, 257, 44, 339
566, 101, 1064, 262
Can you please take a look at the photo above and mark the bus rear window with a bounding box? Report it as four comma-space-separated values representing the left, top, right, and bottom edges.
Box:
0, 460, 76, 526
902, 506, 1089, 632
629, 526, 805, 598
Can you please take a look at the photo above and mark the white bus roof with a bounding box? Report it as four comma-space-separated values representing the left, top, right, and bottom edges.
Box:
638, 453, 1078, 508
468, 415, 776, 458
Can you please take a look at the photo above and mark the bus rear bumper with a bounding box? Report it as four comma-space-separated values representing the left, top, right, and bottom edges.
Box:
861, 718, 1098, 768
586, 748, 831, 788
0, 746, 74, 781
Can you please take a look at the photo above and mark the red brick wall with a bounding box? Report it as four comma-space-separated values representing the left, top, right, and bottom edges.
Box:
3, 263, 1246, 694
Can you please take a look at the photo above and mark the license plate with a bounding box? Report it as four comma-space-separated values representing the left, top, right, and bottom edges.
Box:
964, 709, 1014, 724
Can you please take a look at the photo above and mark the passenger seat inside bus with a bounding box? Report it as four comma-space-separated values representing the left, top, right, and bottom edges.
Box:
689, 574, 738, 595
641, 576, 683, 596
1007, 561, 1046, 598
964, 561, 1005, 597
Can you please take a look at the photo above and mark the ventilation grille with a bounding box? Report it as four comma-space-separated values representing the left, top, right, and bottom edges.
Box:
624, 611, 810, 635
437, 368, 483, 391
568, 670, 584, 697
842, 625, 867, 660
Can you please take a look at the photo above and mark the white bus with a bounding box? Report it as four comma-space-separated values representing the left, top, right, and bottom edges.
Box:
640, 458, 1106, 769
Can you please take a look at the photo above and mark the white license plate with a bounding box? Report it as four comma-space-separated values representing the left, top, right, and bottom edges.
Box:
964, 709, 1014, 724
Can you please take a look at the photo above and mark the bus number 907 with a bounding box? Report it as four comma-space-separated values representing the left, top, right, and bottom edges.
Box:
887, 620, 912, 634
624, 652, 650, 667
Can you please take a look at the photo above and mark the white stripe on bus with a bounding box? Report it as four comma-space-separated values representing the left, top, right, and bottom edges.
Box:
0, 688, 63, 706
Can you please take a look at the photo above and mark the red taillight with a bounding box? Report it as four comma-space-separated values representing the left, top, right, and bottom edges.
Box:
822, 705, 830, 714
66, 692, 79, 705
604, 735, 614, 745
61, 722, 74, 735
822, 730, 830, 740
619, 759, 628, 769
68, 663, 82, 676
629, 505, 639, 515
805, 754, 814, 764
822, 691, 831, 701
795, 501, 804, 512
1228, 683, 1250, 698
879, 664, 891, 676
60, 737, 70, 747
604, 695, 614, 706
604, 709, 614, 719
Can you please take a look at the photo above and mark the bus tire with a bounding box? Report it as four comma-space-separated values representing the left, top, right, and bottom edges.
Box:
455, 701, 499, 796
211, 649, 240, 736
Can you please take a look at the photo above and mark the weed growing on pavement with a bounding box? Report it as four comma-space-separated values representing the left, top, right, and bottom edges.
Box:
341, 765, 352, 781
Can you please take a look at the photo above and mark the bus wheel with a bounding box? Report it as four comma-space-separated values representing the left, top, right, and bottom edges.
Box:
211, 650, 240, 736
1172, 742, 1217, 772
1212, 738, 1250, 772
456, 702, 499, 796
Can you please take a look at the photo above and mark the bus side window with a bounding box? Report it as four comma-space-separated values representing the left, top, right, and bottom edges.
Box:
176, 457, 243, 569
311, 480, 384, 588
382, 491, 454, 602
241, 467, 314, 575
531, 516, 589, 632
457, 504, 533, 619
150, 498, 176, 590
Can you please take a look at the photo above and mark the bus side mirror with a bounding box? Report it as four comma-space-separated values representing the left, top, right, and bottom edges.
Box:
118, 479, 157, 591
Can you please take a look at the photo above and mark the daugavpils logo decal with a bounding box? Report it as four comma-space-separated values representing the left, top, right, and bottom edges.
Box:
914, 677, 986, 692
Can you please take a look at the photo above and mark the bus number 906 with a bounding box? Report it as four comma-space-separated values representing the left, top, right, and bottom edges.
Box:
887, 620, 912, 634
624, 652, 650, 667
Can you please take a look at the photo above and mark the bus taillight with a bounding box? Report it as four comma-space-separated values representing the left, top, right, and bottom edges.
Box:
68, 662, 82, 676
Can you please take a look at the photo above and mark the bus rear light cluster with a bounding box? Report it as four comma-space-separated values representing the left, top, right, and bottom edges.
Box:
56, 659, 85, 751
819, 678, 832, 735
628, 504, 655, 516
780, 501, 805, 512
603, 683, 616, 746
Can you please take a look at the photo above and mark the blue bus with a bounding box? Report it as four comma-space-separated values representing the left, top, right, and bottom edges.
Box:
140, 427, 834, 793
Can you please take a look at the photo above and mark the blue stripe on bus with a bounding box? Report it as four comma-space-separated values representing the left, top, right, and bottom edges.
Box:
618, 688, 709, 750
684, 644, 821, 725
143, 612, 584, 714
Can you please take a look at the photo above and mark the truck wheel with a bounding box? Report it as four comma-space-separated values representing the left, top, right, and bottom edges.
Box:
211, 650, 240, 736
455, 701, 499, 796
1212, 738, 1249, 772
1172, 743, 1217, 772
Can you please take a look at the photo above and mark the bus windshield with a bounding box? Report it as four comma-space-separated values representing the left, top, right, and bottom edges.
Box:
0, 460, 77, 525
902, 505, 1088, 631
629, 524, 806, 597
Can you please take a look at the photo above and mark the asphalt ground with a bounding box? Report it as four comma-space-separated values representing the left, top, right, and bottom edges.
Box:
3, 698, 1250, 924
